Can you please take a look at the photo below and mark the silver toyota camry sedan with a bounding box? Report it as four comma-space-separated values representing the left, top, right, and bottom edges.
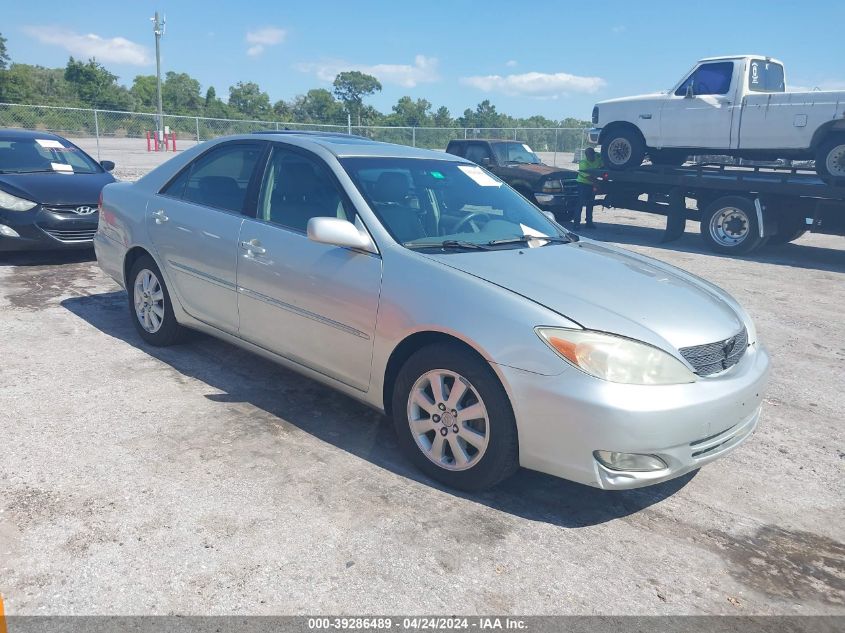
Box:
95, 132, 770, 492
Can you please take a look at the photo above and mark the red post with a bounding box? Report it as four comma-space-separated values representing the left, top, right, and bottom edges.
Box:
171, 131, 177, 152
146, 131, 151, 152
154, 131, 159, 152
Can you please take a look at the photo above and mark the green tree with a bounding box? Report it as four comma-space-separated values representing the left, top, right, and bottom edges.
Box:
64, 57, 133, 110
204, 86, 216, 107
162, 71, 202, 114
389, 96, 432, 127
433, 106, 453, 128
131, 75, 157, 111
332, 71, 381, 126
291, 89, 344, 124
0, 64, 78, 105
228, 81, 270, 118
272, 99, 292, 121
0, 32, 10, 70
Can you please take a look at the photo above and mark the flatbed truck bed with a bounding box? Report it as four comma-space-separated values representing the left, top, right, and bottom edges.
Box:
590, 164, 845, 255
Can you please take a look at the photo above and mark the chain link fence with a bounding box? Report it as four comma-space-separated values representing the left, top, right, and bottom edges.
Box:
0, 102, 590, 173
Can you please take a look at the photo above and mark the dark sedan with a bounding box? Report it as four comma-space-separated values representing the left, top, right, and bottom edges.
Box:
0, 129, 116, 252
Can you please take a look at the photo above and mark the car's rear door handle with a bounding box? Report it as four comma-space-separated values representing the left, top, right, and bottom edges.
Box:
239, 239, 266, 255
152, 209, 169, 224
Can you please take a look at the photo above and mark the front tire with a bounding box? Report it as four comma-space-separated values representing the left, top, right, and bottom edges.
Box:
700, 196, 768, 255
600, 127, 645, 170
128, 254, 186, 346
815, 135, 845, 181
392, 344, 519, 491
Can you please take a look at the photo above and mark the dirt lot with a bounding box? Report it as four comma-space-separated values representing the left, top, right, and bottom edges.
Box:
1, 203, 844, 615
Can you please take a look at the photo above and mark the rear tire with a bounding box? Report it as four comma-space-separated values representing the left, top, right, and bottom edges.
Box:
815, 135, 845, 181
601, 127, 646, 170
700, 196, 768, 255
128, 254, 186, 346
391, 343, 519, 491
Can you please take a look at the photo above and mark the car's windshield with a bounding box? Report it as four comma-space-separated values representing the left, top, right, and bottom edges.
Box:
492, 142, 542, 165
0, 138, 102, 175
341, 157, 568, 251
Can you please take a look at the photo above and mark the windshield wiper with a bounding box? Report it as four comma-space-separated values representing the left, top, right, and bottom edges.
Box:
405, 239, 492, 251
487, 234, 576, 246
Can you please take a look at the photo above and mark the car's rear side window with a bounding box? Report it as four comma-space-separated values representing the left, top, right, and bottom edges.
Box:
748, 60, 785, 92
160, 143, 262, 214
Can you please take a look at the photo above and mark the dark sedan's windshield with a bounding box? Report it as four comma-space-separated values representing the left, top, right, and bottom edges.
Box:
492, 142, 542, 165
341, 157, 568, 250
0, 138, 102, 175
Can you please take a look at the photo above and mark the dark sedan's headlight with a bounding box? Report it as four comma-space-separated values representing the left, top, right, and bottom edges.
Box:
541, 179, 563, 193
0, 189, 38, 212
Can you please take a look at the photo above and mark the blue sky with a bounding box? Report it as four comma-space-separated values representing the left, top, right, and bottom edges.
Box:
4, 1, 844, 121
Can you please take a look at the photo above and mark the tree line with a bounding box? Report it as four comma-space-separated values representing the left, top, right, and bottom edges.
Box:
0, 34, 589, 150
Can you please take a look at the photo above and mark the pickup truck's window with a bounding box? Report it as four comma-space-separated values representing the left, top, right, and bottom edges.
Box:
748, 60, 785, 92
675, 62, 734, 96
181, 143, 261, 213
341, 157, 565, 249
492, 142, 542, 165
464, 143, 493, 165
256, 146, 348, 232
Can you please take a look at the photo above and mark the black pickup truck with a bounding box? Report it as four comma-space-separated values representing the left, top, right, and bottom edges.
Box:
445, 139, 579, 220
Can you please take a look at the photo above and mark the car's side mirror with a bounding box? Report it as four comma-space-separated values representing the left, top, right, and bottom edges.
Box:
685, 82, 695, 99
101, 160, 115, 172
307, 216, 376, 253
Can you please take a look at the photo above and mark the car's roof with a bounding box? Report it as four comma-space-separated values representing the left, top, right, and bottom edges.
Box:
448, 139, 524, 144
698, 54, 781, 63
247, 131, 462, 161
0, 128, 65, 141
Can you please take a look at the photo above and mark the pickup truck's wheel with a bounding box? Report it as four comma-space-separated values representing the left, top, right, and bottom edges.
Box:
816, 135, 845, 180
650, 150, 688, 166
701, 196, 768, 255
601, 128, 645, 170
392, 343, 519, 492
128, 254, 186, 346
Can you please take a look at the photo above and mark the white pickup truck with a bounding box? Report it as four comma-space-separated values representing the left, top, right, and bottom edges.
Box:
589, 55, 845, 179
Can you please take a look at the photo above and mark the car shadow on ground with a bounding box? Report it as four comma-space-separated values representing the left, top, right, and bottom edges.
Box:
581, 218, 845, 274
0, 248, 96, 267
62, 290, 696, 529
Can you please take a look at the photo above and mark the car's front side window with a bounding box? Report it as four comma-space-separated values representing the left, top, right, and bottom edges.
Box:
341, 157, 566, 249
675, 61, 734, 96
256, 146, 350, 233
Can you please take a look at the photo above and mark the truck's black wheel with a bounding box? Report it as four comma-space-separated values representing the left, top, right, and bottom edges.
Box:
815, 135, 845, 181
701, 196, 768, 255
649, 150, 688, 166
600, 128, 645, 170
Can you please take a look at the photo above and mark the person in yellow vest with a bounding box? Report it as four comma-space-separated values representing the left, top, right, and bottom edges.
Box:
575, 147, 603, 228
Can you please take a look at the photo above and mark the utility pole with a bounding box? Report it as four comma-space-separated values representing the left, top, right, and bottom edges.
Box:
151, 12, 165, 141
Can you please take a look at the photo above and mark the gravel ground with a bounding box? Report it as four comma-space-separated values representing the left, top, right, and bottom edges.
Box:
1, 199, 843, 615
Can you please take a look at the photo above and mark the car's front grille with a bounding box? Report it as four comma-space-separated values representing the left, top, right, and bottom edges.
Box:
42, 204, 99, 216
41, 227, 97, 242
679, 327, 748, 376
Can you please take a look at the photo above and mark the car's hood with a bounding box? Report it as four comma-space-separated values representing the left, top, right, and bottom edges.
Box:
425, 239, 744, 352
0, 171, 115, 206
507, 163, 576, 178
597, 92, 668, 105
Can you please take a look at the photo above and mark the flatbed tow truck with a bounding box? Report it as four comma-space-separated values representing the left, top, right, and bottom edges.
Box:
590, 163, 845, 255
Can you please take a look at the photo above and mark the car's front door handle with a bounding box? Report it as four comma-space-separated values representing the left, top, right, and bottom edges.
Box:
239, 239, 266, 256
152, 209, 169, 224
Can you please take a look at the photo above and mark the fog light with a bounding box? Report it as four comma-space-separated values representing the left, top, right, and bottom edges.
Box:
594, 450, 667, 472
0, 224, 20, 238
534, 193, 554, 204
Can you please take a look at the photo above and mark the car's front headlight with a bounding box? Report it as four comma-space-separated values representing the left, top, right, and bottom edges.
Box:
0, 189, 37, 212
541, 179, 563, 193
536, 327, 696, 385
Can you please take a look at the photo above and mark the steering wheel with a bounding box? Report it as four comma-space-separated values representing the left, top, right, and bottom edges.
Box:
452, 212, 489, 234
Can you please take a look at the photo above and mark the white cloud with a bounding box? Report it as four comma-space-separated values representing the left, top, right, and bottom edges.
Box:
245, 26, 286, 57
460, 71, 606, 98
296, 54, 439, 87
22, 25, 150, 65
505, 60, 518, 68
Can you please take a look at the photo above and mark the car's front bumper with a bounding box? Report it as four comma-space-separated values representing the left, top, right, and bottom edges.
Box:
588, 128, 602, 145
497, 341, 770, 489
0, 205, 99, 252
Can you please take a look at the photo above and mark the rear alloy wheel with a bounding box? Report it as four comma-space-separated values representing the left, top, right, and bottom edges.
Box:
816, 136, 845, 181
128, 255, 185, 346
701, 196, 768, 255
601, 128, 645, 170
392, 344, 518, 491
